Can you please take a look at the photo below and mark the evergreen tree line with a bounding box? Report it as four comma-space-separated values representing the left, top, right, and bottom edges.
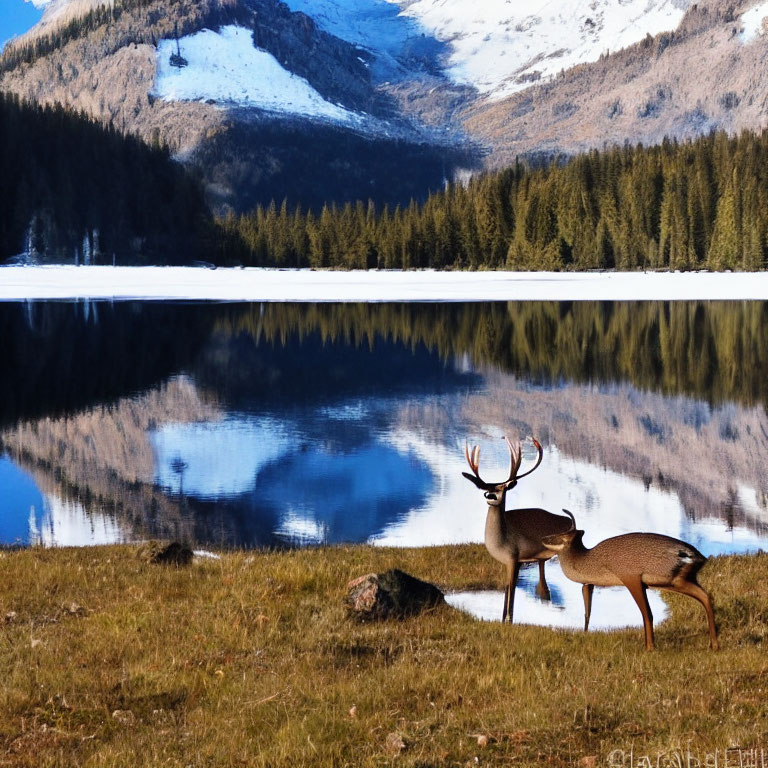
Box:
221, 130, 768, 271
1, 0, 152, 72
0, 93, 214, 264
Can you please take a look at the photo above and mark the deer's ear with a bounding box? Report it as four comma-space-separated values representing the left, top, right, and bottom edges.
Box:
461, 472, 487, 489
541, 536, 565, 551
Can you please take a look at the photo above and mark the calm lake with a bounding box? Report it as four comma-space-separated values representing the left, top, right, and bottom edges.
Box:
1, 299, 767, 628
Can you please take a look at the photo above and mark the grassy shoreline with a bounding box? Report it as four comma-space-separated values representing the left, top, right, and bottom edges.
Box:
1, 544, 766, 767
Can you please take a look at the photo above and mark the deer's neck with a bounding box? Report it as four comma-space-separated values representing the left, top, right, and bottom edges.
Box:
483, 495, 512, 563
557, 534, 618, 586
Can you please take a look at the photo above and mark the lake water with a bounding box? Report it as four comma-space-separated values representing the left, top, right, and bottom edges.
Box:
1, 299, 766, 629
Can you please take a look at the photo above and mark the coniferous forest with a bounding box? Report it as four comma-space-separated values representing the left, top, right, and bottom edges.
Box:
221, 130, 768, 271
4, 85, 768, 269
0, 93, 214, 264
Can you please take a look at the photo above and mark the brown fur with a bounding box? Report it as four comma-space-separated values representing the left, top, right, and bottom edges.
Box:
543, 529, 718, 650
463, 436, 575, 622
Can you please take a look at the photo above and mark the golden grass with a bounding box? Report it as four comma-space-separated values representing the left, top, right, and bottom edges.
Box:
0, 544, 766, 767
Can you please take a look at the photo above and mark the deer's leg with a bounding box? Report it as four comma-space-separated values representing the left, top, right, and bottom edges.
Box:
504, 560, 521, 623
670, 580, 719, 650
622, 577, 654, 650
582, 583, 594, 633
502, 583, 509, 623
536, 559, 551, 600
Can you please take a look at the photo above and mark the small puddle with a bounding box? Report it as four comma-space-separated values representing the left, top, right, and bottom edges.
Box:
446, 567, 668, 630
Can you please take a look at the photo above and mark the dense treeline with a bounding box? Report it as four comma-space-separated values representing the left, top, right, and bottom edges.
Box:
221, 130, 768, 271
0, 93, 214, 264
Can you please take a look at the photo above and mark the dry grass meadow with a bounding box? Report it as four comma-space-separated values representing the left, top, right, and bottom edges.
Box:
0, 544, 766, 767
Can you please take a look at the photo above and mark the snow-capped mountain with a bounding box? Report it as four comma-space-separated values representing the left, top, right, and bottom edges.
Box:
466, 0, 768, 165
24, 0, 693, 101
283, 0, 691, 100
3, 0, 767, 208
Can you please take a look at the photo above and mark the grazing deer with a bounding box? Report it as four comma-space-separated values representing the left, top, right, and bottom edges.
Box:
542, 527, 719, 650
462, 436, 576, 623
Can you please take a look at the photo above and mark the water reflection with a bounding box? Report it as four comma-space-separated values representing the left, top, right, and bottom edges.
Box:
151, 416, 293, 499
151, 412, 435, 545
446, 583, 669, 630
29, 496, 126, 547
0, 300, 767, 628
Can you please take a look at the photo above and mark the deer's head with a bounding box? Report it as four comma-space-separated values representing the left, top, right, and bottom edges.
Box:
462, 436, 544, 508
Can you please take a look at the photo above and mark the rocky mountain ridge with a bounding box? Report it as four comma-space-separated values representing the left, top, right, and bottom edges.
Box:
464, 0, 768, 166
3, 0, 768, 210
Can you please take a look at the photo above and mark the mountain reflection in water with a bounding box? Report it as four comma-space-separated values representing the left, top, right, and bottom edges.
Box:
0, 299, 767, 626
150, 412, 434, 545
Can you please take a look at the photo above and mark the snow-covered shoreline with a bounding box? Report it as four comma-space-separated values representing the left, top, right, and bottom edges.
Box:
2, 266, 768, 302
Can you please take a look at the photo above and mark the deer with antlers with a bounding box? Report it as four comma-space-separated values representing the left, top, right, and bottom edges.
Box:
462, 436, 576, 623
541, 528, 719, 650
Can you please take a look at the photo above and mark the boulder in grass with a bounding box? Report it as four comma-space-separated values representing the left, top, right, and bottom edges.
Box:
137, 541, 193, 566
345, 568, 445, 621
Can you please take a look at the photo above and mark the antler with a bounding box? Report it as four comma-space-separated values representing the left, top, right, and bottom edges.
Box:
504, 436, 522, 482
515, 436, 544, 479
464, 442, 482, 480
465, 435, 544, 486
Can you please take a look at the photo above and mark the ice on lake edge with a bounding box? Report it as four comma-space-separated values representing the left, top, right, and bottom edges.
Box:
3, 266, 768, 302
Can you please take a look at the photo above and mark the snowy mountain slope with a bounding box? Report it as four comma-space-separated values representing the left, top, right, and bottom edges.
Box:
278, 0, 441, 77
155, 25, 360, 124
278, 0, 414, 60
401, 0, 691, 99
282, 0, 691, 99
462, 0, 768, 165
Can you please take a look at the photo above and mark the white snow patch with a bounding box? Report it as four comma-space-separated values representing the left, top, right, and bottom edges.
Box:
398, 0, 687, 98
192, 549, 222, 559
3, 266, 768, 302
154, 25, 358, 123
740, 1, 768, 42
283, 0, 687, 98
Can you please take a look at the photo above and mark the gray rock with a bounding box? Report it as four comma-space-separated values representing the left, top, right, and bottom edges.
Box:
345, 569, 444, 621
137, 541, 193, 566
